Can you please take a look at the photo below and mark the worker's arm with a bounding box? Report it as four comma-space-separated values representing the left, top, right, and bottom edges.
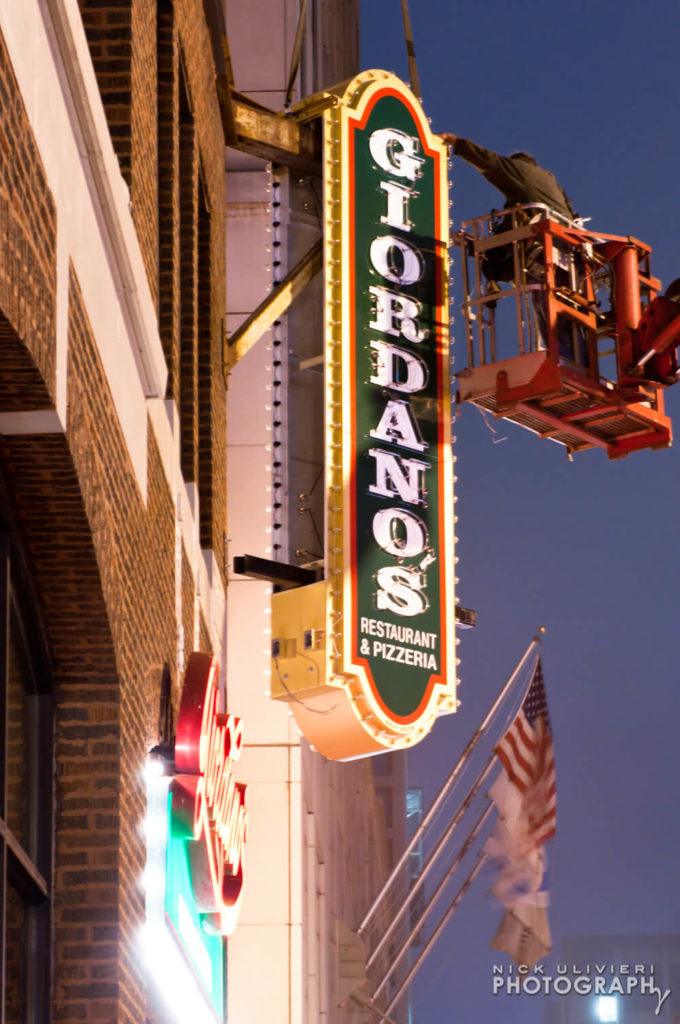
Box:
441, 133, 525, 201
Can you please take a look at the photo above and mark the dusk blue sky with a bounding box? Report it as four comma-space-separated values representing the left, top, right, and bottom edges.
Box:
360, 3, 680, 1021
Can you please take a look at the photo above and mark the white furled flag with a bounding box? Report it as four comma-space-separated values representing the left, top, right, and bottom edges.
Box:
491, 904, 551, 968
487, 657, 556, 967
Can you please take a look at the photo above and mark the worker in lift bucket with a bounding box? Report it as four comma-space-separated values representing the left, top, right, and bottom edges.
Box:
442, 133, 588, 367
440, 134, 576, 222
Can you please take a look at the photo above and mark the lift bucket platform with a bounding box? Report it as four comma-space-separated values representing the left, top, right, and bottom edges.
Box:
459, 351, 671, 458
455, 207, 673, 459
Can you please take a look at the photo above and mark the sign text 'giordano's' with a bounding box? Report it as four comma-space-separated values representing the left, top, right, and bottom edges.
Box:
270, 71, 457, 760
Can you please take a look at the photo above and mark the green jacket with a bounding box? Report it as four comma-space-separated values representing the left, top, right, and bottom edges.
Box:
454, 137, 576, 221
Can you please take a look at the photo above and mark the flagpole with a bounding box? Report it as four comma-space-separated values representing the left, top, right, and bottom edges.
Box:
372, 800, 494, 1000
358, 631, 543, 935
366, 752, 497, 971
382, 850, 488, 1019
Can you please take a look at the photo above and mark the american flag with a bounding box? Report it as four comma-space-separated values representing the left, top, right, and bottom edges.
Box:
495, 658, 556, 849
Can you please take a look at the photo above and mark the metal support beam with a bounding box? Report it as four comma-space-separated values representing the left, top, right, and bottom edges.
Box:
224, 239, 323, 374
202, 2, 237, 145
455, 604, 477, 629
400, 0, 422, 101
284, 0, 310, 109
222, 91, 322, 172
232, 555, 320, 590
216, 36, 237, 145
214, 8, 330, 167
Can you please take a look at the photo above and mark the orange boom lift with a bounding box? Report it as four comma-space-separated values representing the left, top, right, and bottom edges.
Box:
455, 205, 680, 458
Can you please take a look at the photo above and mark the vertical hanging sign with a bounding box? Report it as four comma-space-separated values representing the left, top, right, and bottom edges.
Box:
322, 70, 457, 755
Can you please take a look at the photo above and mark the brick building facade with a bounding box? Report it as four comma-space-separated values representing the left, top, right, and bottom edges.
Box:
0, 2, 407, 1022
0, 2, 226, 1020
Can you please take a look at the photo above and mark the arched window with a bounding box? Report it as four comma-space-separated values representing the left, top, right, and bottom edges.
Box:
0, 533, 53, 1023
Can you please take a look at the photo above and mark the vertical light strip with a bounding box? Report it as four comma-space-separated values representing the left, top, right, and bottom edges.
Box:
271, 176, 287, 562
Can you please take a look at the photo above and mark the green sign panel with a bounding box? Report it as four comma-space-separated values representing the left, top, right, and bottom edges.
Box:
351, 92, 450, 721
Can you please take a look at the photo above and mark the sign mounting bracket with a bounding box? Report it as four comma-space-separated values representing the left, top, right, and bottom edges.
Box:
224, 239, 323, 377
219, 89, 323, 171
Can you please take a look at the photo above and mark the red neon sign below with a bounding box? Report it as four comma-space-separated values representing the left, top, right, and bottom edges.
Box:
171, 652, 247, 936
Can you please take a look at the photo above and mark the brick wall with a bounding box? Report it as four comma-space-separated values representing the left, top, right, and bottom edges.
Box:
78, 0, 159, 308
0, 7, 228, 1017
157, 0, 180, 396
178, 86, 198, 483
0, 30, 57, 408
130, 0, 159, 308
2, 266, 219, 1024
66, 269, 176, 1022
174, 0, 227, 572
78, 0, 228, 571
81, 0, 229, 566
0, 428, 124, 1024
78, 1, 133, 179
197, 179, 214, 549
